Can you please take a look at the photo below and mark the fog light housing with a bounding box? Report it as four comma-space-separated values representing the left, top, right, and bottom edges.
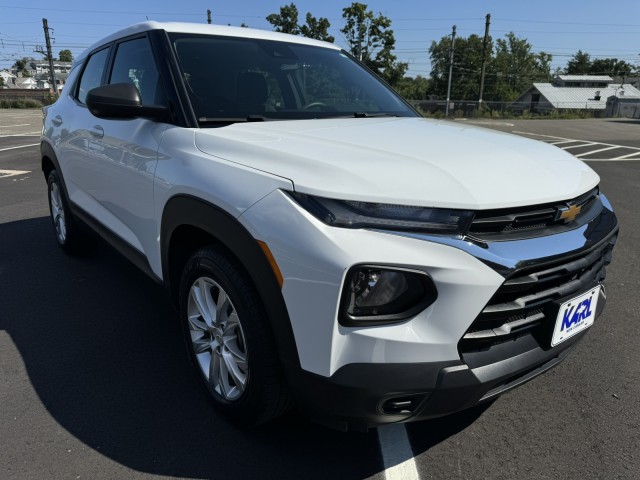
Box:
340, 266, 437, 326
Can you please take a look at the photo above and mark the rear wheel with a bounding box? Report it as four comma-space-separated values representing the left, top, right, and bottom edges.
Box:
179, 246, 290, 426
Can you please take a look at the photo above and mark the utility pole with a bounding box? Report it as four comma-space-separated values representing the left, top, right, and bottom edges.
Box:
478, 13, 491, 110
207, 9, 212, 24
42, 18, 58, 98
445, 25, 456, 117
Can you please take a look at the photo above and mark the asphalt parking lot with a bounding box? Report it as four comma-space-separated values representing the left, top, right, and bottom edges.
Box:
1, 111, 639, 479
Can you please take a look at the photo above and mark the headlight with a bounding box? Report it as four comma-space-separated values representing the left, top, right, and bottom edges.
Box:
340, 266, 438, 326
289, 192, 473, 235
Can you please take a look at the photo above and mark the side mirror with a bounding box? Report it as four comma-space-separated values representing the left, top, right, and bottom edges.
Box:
86, 83, 169, 121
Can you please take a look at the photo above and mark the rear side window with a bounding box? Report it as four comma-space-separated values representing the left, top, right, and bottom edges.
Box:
109, 37, 165, 106
77, 48, 109, 104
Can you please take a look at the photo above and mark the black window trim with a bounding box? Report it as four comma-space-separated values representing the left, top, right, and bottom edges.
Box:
104, 32, 149, 85
106, 33, 168, 111
71, 31, 189, 127
148, 29, 195, 128
72, 44, 112, 107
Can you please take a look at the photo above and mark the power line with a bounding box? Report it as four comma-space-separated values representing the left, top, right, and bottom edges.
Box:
493, 18, 640, 27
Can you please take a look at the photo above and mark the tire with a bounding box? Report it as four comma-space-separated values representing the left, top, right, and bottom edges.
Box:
179, 245, 290, 426
47, 169, 85, 254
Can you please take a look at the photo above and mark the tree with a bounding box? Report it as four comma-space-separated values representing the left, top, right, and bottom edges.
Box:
300, 13, 334, 43
58, 49, 73, 62
492, 32, 552, 101
564, 52, 636, 77
427, 33, 488, 102
427, 32, 551, 102
267, 4, 334, 42
594, 58, 636, 77
394, 75, 429, 100
12, 57, 34, 77
340, 2, 407, 85
0, 77, 4, 87
266, 3, 300, 35
566, 50, 592, 74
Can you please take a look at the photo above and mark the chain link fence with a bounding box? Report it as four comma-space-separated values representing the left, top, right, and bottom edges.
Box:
408, 100, 606, 119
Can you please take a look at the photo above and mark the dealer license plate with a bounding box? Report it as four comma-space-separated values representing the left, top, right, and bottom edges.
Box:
551, 286, 600, 347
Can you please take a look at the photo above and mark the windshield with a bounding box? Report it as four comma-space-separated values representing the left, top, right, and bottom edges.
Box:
169, 33, 417, 125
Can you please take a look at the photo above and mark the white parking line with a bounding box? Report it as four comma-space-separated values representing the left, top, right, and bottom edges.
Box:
0, 143, 39, 152
608, 151, 640, 160
512, 131, 568, 141
0, 169, 31, 178
576, 146, 621, 157
377, 424, 420, 480
460, 120, 515, 127
0, 133, 41, 138
512, 131, 640, 161
561, 143, 597, 150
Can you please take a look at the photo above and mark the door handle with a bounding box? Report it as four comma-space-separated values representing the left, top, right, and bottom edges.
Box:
88, 125, 104, 139
52, 115, 63, 127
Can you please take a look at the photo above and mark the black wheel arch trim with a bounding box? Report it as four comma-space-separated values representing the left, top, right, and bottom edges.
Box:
160, 194, 301, 370
41, 141, 68, 198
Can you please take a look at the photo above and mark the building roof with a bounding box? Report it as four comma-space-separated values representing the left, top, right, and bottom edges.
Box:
5, 77, 38, 89
532, 82, 640, 109
557, 75, 613, 82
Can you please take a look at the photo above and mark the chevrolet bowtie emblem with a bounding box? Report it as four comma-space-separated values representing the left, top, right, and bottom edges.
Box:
557, 203, 582, 223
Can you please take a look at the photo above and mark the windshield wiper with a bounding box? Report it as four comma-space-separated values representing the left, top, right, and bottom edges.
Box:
198, 115, 270, 125
352, 112, 400, 118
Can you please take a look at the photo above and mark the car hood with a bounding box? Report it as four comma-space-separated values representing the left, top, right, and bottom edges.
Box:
194, 117, 599, 210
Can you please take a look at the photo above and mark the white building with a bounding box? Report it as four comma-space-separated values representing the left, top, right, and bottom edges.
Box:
513, 75, 640, 114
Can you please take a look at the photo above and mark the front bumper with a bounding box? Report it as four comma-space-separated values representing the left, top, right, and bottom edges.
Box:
240, 190, 618, 430
292, 320, 593, 432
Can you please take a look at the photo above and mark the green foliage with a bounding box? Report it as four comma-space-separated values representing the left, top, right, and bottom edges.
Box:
13, 57, 34, 76
394, 75, 429, 100
266, 4, 334, 42
428, 31, 551, 102
58, 49, 73, 62
566, 51, 636, 76
266, 3, 300, 35
340, 2, 407, 86
0, 98, 43, 109
566, 50, 591, 74
0, 77, 5, 87
428, 33, 487, 102
492, 32, 551, 101
300, 13, 334, 43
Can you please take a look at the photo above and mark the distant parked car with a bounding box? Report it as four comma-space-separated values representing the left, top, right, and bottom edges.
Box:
41, 22, 618, 431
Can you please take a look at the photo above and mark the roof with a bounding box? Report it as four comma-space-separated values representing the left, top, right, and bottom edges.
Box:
558, 75, 613, 82
0, 69, 16, 79
6, 77, 37, 89
531, 82, 640, 109
77, 21, 340, 65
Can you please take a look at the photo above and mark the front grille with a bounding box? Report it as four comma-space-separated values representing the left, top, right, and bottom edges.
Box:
459, 233, 616, 354
469, 188, 599, 240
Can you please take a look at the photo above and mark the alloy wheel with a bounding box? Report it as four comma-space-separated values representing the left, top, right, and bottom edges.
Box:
187, 277, 249, 401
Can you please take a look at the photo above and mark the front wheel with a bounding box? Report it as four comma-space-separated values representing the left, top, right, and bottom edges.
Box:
179, 246, 290, 426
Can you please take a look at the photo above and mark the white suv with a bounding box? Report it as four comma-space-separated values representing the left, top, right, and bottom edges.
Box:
41, 22, 618, 431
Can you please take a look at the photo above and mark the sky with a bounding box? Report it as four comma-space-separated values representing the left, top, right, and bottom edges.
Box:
1, 0, 639, 78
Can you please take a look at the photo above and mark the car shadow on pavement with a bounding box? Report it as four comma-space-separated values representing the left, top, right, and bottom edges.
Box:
1, 217, 488, 479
